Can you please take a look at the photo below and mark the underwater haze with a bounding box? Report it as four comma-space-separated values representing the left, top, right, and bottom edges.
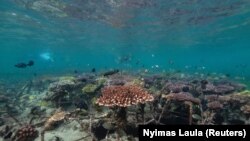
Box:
0, 0, 250, 82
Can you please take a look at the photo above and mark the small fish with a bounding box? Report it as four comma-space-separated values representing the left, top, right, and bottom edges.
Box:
103, 69, 119, 76
91, 68, 96, 73
74, 70, 78, 74
135, 60, 140, 65
27, 60, 34, 66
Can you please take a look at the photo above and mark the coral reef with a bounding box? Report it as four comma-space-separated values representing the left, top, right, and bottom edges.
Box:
162, 92, 201, 105
240, 105, 250, 115
1, 72, 250, 141
161, 92, 201, 125
82, 84, 99, 94
162, 81, 191, 93
96, 85, 154, 107
207, 101, 223, 110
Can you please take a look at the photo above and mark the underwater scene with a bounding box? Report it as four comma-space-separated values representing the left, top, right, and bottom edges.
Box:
1, 0, 250, 140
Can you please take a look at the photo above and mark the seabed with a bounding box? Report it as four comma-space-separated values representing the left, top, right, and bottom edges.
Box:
0, 70, 250, 141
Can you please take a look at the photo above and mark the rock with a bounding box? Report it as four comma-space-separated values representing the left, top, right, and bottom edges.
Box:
123, 123, 138, 137
0, 118, 4, 126
48, 79, 76, 92
102, 121, 115, 130
30, 106, 46, 115
0, 95, 9, 103
91, 120, 108, 140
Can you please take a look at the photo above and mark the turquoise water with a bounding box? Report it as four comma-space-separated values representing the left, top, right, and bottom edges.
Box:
1, 1, 250, 139
1, 0, 250, 81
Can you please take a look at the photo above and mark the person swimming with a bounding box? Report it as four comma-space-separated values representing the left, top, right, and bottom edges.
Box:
14, 60, 34, 68
40, 52, 54, 62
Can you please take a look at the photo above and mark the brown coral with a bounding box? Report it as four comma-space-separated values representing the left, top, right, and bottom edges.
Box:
162, 92, 200, 105
205, 95, 219, 102
161, 92, 201, 125
44, 110, 67, 131
240, 105, 250, 114
41, 109, 68, 141
207, 101, 223, 110
96, 85, 154, 107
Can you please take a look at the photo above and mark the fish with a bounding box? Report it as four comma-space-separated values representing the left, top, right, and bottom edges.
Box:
14, 60, 35, 68
91, 68, 96, 73
27, 60, 34, 66
74, 70, 78, 74
14, 63, 27, 68
103, 69, 119, 76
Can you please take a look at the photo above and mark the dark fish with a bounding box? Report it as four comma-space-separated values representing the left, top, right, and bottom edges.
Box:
135, 60, 140, 65
14, 63, 27, 68
27, 60, 34, 66
118, 55, 131, 64
91, 68, 96, 73
74, 70, 78, 74
14, 60, 35, 68
103, 69, 119, 76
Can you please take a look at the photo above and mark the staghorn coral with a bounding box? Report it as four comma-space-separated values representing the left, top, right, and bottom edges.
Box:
162, 92, 200, 105
96, 85, 154, 107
